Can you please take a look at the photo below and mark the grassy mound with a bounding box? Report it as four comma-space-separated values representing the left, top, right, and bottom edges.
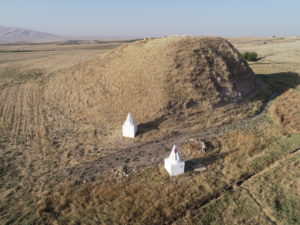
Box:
44, 37, 265, 145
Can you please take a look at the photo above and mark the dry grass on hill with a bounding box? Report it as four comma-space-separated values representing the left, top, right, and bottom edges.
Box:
1, 37, 300, 225
43, 37, 267, 152
175, 151, 300, 225
270, 89, 300, 133
34, 123, 300, 225
45, 37, 259, 127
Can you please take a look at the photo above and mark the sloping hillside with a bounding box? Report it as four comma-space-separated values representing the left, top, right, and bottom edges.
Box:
44, 37, 266, 145
1, 37, 300, 225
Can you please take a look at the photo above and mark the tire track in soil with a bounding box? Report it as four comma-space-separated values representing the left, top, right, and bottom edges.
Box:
0, 83, 278, 181
0, 81, 49, 158
0, 78, 293, 224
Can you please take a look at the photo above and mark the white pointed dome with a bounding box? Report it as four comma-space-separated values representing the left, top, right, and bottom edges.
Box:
124, 113, 137, 126
122, 113, 138, 138
168, 145, 183, 162
164, 144, 185, 176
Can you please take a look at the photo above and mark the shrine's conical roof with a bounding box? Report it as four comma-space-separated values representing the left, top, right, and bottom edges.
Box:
168, 145, 183, 162
124, 113, 137, 126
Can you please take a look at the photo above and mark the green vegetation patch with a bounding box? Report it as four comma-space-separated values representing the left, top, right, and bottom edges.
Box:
243, 51, 258, 61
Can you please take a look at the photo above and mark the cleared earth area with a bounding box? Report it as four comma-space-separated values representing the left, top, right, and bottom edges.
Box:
0, 37, 299, 225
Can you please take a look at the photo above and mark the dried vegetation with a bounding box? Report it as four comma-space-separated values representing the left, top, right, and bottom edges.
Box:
0, 37, 300, 225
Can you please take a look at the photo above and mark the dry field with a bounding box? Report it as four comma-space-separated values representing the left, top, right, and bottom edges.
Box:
0, 37, 300, 225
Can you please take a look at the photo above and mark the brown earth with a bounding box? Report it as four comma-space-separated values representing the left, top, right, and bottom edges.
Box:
270, 89, 300, 133
3, 37, 300, 225
43, 37, 265, 149
0, 37, 268, 171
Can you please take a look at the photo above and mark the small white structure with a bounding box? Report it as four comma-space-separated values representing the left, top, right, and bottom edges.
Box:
167, 34, 191, 38
122, 113, 137, 138
164, 145, 185, 176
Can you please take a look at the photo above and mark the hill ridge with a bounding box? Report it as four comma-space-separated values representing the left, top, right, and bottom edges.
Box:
0, 25, 61, 42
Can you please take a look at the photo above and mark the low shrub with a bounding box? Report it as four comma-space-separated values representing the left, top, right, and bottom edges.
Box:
243, 52, 258, 61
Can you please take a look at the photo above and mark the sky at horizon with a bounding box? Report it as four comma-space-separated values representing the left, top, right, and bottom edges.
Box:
1, 0, 300, 38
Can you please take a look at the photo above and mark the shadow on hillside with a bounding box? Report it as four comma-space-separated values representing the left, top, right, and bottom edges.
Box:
251, 56, 265, 62
137, 116, 167, 136
185, 149, 238, 172
137, 72, 300, 136
256, 56, 266, 61
256, 72, 300, 92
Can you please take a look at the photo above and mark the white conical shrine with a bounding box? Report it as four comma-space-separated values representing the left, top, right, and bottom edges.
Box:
122, 113, 137, 138
164, 145, 185, 176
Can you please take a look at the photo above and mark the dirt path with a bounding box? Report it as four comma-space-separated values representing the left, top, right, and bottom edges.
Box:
50, 91, 279, 182
0, 75, 277, 181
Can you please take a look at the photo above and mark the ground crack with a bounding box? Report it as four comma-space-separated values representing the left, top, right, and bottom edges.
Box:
240, 186, 278, 225
169, 147, 299, 225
